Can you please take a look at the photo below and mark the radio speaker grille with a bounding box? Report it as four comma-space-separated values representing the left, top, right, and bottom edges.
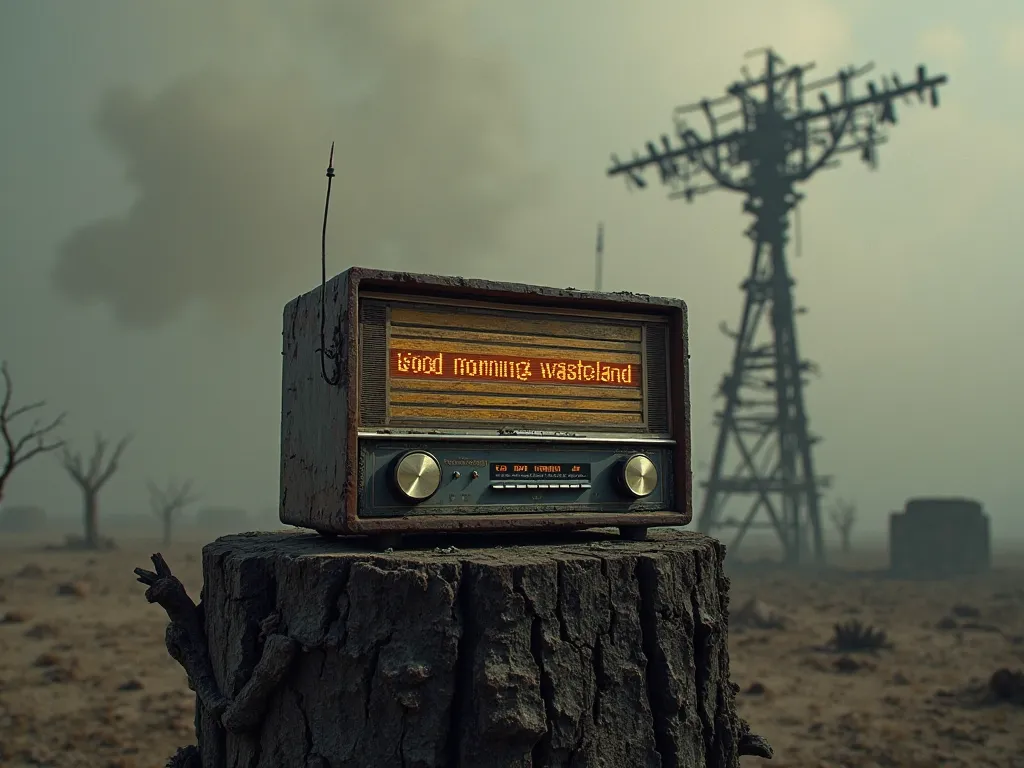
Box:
359, 301, 388, 426
645, 324, 669, 432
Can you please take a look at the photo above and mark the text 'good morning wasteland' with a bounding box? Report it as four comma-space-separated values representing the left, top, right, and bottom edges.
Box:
389, 350, 639, 387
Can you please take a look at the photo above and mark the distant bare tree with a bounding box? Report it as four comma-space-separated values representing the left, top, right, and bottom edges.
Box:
60, 434, 131, 549
829, 498, 857, 554
0, 361, 65, 504
148, 478, 198, 546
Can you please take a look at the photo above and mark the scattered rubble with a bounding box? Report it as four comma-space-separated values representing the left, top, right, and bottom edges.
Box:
951, 603, 981, 619
14, 563, 44, 579
23, 622, 58, 640
55, 581, 89, 598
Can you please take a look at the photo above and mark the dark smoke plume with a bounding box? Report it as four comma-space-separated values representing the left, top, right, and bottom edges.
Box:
52, 1, 543, 328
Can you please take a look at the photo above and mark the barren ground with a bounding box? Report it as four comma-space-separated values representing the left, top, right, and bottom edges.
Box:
0, 533, 1021, 768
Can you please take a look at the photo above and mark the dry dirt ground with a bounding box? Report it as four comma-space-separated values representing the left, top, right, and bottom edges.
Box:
0, 534, 1021, 768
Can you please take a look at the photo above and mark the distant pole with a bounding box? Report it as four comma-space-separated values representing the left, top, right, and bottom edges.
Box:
595, 222, 605, 291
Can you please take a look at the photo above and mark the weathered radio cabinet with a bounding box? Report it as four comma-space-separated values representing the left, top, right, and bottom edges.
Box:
280, 267, 691, 547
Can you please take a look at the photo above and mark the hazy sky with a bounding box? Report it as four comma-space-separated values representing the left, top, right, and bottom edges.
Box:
1, 0, 1021, 543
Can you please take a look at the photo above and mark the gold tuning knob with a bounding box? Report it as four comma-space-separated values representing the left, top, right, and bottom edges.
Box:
392, 451, 441, 502
621, 454, 658, 498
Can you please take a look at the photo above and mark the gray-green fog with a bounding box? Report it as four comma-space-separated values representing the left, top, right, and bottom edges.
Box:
1, 0, 1020, 547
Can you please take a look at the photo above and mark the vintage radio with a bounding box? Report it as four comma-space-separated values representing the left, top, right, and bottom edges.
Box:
279, 267, 691, 548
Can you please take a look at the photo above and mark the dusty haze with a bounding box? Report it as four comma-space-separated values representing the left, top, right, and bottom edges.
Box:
1, 0, 1022, 546
49, 1, 544, 327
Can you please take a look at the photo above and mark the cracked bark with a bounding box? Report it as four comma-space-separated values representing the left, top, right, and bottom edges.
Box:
185, 530, 770, 768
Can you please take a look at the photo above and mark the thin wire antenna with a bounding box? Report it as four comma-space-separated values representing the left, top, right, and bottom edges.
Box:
595, 221, 605, 291
319, 142, 341, 386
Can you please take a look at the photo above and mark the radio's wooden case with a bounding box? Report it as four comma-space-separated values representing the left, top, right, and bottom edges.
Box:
280, 267, 691, 544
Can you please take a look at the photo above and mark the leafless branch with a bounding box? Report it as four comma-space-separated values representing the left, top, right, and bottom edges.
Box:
60, 432, 132, 491
829, 497, 857, 533
0, 361, 66, 499
149, 478, 199, 519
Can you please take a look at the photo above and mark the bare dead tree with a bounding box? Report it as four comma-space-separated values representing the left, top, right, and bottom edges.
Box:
148, 478, 198, 547
829, 498, 857, 554
0, 361, 65, 505
60, 434, 131, 549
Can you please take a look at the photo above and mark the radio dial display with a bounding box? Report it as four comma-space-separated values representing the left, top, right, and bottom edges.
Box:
490, 463, 591, 482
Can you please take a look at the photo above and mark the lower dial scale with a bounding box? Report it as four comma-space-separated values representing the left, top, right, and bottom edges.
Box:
388, 450, 659, 504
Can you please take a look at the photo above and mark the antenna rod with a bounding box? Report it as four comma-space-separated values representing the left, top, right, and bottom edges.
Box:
595, 221, 605, 291
319, 141, 340, 386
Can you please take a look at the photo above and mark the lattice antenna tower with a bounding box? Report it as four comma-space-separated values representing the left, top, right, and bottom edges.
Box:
607, 48, 948, 564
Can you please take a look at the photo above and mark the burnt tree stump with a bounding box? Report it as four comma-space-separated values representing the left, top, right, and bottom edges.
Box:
139, 529, 771, 768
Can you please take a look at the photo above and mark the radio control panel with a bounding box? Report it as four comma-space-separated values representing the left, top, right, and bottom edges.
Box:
358, 439, 674, 518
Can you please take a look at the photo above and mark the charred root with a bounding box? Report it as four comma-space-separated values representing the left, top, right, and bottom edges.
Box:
738, 727, 774, 759
134, 553, 297, 735
165, 746, 201, 768
829, 620, 892, 653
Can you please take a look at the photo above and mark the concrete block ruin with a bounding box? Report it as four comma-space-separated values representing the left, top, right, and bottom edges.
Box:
889, 497, 990, 578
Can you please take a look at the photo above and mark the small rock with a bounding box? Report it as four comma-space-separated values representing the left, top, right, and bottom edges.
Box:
24, 623, 58, 640
44, 669, 76, 683
33, 652, 60, 668
833, 656, 861, 673
118, 679, 144, 691
744, 681, 767, 695
989, 668, 1024, 703
0, 610, 29, 624
936, 616, 958, 630
15, 563, 44, 578
41, 656, 80, 684
891, 671, 911, 686
55, 581, 89, 598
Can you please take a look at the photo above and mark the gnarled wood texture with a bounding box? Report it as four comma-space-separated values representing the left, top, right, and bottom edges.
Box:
147, 529, 771, 767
